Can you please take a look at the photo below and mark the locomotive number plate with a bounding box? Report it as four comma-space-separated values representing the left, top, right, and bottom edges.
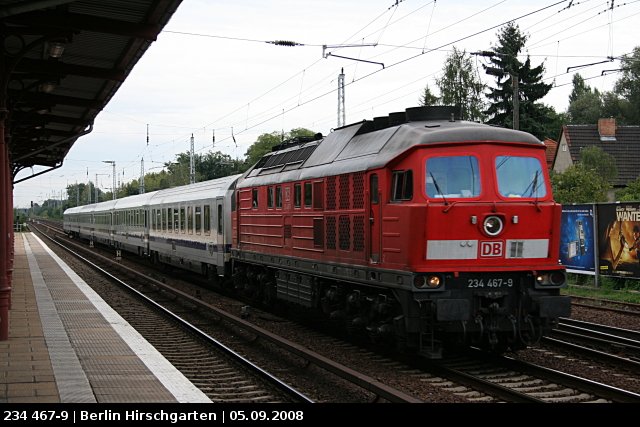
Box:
467, 278, 514, 288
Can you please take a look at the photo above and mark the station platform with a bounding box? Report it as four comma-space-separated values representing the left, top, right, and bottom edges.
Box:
1, 232, 212, 403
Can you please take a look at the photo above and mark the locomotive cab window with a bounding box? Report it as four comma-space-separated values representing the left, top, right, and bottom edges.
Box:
426, 156, 480, 199
496, 155, 547, 198
370, 174, 379, 204
391, 170, 413, 201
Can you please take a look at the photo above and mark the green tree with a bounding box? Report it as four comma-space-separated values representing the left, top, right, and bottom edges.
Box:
418, 84, 439, 106
484, 22, 552, 139
579, 146, 617, 185
567, 74, 603, 124
435, 47, 485, 121
616, 176, 640, 201
614, 46, 640, 124
551, 165, 610, 203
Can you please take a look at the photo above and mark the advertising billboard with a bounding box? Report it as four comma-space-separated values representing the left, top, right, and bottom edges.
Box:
559, 204, 596, 273
597, 203, 640, 278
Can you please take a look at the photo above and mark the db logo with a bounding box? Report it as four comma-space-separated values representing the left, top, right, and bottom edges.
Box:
480, 241, 503, 257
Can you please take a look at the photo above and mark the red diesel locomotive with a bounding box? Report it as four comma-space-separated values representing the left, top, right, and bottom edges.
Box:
231, 106, 570, 357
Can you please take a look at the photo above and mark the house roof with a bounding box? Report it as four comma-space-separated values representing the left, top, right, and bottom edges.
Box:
562, 124, 640, 187
543, 138, 557, 168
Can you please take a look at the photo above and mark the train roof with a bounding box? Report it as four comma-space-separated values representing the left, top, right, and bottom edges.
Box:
111, 191, 159, 210
148, 174, 242, 205
238, 106, 543, 188
63, 174, 241, 216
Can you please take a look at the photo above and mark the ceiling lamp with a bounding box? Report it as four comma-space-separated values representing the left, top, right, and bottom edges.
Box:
48, 41, 65, 58
39, 81, 56, 93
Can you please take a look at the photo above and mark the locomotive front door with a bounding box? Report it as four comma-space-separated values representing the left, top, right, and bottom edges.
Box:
369, 174, 381, 263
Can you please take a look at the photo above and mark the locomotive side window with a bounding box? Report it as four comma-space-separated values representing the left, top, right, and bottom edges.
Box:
252, 188, 258, 208
496, 155, 547, 198
276, 186, 282, 208
391, 170, 413, 201
294, 183, 301, 208
267, 186, 274, 208
304, 182, 312, 207
426, 156, 480, 198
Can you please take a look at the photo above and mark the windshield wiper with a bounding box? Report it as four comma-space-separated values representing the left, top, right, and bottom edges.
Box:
429, 172, 448, 206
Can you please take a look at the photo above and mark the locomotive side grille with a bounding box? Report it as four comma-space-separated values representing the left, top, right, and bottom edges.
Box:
327, 216, 336, 249
353, 172, 364, 209
353, 215, 365, 252
313, 219, 323, 248
339, 174, 350, 210
339, 215, 350, 250
327, 176, 337, 210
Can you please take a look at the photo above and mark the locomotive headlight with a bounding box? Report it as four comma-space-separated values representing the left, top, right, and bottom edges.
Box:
483, 215, 503, 237
535, 271, 567, 287
414, 274, 442, 289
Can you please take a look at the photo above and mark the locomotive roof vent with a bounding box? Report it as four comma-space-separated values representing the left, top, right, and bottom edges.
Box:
388, 111, 407, 126
372, 116, 389, 130
271, 133, 323, 152
405, 106, 460, 122
354, 105, 462, 136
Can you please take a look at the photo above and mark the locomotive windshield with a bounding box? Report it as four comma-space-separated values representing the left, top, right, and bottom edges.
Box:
426, 155, 480, 198
496, 155, 547, 198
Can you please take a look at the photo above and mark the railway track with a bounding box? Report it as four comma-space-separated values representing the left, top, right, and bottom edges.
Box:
29, 223, 422, 403
26, 230, 308, 403
30, 222, 640, 403
429, 349, 640, 403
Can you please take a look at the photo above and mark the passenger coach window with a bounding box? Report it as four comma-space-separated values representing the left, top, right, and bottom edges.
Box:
167, 208, 173, 231
496, 155, 546, 198
217, 205, 223, 234
391, 170, 413, 201
204, 205, 211, 234
195, 206, 201, 234
180, 207, 186, 233
426, 156, 480, 199
187, 206, 193, 234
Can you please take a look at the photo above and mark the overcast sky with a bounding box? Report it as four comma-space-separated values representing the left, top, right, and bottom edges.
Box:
13, 0, 640, 208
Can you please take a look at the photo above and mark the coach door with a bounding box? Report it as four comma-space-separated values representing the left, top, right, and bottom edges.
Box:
369, 174, 381, 263
215, 197, 225, 268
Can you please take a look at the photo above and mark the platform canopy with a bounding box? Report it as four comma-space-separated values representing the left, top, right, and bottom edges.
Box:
0, 0, 183, 183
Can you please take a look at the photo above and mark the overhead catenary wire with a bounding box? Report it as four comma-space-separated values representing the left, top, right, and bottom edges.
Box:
45, 0, 638, 193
